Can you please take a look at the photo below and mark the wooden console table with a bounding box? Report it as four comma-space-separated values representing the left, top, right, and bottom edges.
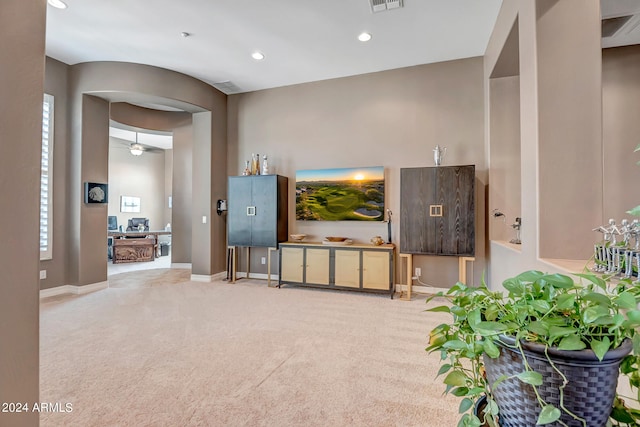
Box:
279, 242, 395, 298
108, 230, 171, 263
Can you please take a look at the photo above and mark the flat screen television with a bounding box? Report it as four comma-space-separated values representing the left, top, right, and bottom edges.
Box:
296, 166, 384, 221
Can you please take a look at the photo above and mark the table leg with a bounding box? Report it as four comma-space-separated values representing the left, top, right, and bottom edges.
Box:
458, 257, 475, 285
400, 253, 412, 301
267, 247, 277, 287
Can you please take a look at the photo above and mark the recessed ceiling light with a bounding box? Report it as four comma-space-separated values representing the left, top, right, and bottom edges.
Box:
358, 32, 372, 42
47, 0, 68, 9
251, 51, 265, 61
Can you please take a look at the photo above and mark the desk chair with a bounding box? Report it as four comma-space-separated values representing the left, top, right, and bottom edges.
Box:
127, 218, 149, 232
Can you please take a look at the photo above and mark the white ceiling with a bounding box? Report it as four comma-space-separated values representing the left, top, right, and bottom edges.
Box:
48, 0, 640, 151
45, 0, 504, 95
109, 127, 173, 150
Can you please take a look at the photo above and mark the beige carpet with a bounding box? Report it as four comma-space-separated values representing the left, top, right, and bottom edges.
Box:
40, 269, 461, 426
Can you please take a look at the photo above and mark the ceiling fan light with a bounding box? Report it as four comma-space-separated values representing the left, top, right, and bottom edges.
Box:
358, 32, 372, 42
47, 0, 68, 9
130, 144, 144, 156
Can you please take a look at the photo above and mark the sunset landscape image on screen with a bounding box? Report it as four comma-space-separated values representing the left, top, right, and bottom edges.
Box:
295, 166, 384, 221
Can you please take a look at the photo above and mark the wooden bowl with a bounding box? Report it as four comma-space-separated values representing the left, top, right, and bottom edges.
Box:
325, 236, 348, 242
290, 234, 306, 241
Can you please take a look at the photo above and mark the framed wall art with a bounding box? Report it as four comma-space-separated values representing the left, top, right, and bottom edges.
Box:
84, 182, 108, 204
120, 196, 141, 213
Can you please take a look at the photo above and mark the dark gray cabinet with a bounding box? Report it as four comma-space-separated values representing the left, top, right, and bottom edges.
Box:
400, 165, 475, 256
227, 175, 288, 247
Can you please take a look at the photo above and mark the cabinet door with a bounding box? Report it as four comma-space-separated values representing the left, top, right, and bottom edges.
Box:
228, 177, 253, 246
437, 166, 474, 255
251, 176, 277, 247
280, 247, 304, 283
334, 249, 360, 288
362, 250, 390, 290
305, 248, 330, 285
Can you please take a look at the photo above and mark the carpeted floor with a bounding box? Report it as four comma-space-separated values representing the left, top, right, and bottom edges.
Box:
40, 269, 461, 426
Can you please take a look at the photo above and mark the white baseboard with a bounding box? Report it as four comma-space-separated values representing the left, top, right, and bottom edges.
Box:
395, 284, 449, 295
171, 263, 192, 269
40, 281, 109, 299
191, 271, 227, 282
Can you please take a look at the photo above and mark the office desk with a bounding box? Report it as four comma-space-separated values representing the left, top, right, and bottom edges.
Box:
108, 230, 171, 263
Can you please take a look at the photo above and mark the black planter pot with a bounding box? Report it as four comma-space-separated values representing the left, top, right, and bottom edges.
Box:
473, 395, 491, 427
484, 335, 632, 427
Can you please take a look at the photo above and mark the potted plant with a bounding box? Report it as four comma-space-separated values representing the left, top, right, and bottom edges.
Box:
426, 270, 640, 426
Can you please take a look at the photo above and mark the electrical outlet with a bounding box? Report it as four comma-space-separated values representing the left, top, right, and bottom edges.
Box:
415, 267, 421, 277
261, 257, 266, 265
39, 270, 47, 279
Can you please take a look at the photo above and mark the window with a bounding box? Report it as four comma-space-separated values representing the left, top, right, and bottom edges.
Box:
40, 94, 54, 260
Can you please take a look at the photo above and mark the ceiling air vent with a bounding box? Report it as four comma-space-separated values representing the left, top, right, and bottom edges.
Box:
369, 0, 403, 13
212, 81, 243, 95
602, 15, 633, 38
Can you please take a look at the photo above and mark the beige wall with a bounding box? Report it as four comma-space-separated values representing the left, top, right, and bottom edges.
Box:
602, 45, 640, 221
485, 0, 603, 286
488, 76, 521, 243
229, 58, 487, 288
0, 0, 45, 424
172, 124, 194, 263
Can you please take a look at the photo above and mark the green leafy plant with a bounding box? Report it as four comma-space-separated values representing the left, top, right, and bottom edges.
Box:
426, 270, 640, 427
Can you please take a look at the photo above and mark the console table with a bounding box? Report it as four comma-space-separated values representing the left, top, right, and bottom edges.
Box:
279, 242, 395, 298
108, 230, 171, 263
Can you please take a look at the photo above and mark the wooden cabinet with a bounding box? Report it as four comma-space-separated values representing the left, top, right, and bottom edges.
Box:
227, 175, 288, 247
400, 165, 475, 256
279, 242, 394, 298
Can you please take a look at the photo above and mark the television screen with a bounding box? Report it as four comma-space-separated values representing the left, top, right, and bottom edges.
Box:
296, 166, 385, 221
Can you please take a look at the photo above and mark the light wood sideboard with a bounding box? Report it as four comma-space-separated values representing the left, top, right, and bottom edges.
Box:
278, 242, 395, 298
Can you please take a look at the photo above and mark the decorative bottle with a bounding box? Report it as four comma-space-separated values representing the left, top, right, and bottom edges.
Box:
250, 154, 257, 175
262, 154, 269, 175
254, 153, 261, 175
242, 160, 251, 176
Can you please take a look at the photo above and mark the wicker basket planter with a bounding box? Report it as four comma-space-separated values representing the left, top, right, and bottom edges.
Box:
484, 335, 633, 427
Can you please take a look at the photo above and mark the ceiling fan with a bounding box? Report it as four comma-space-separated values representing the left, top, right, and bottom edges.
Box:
110, 132, 164, 156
